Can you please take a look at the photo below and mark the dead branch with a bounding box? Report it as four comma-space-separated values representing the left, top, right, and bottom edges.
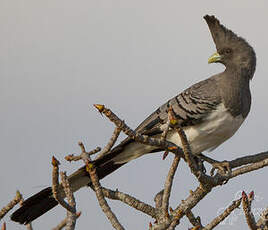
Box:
0, 191, 22, 220
203, 198, 241, 230
101, 187, 157, 218
65, 146, 101, 162
93, 104, 268, 229
51, 156, 75, 213
95, 127, 121, 160
161, 155, 181, 218
60, 172, 77, 230
93, 104, 184, 158
8, 103, 268, 230
257, 207, 268, 230
51, 156, 79, 230
87, 162, 125, 230
242, 191, 257, 230
72, 141, 125, 230
52, 212, 81, 230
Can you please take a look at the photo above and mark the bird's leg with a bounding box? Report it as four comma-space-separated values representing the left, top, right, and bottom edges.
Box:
198, 153, 231, 177
210, 161, 231, 177
192, 155, 206, 174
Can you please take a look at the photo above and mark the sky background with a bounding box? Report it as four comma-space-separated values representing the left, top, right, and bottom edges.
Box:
1, 1, 268, 229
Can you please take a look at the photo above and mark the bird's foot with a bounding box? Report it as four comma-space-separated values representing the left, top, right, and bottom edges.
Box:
210, 160, 231, 178
193, 155, 206, 174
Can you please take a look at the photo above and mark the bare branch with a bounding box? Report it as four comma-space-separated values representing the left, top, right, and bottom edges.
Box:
242, 191, 257, 230
51, 156, 75, 213
161, 155, 181, 215
172, 185, 211, 225
95, 127, 121, 160
229, 151, 268, 168
101, 187, 157, 218
60, 172, 77, 230
257, 207, 268, 229
230, 158, 268, 178
87, 163, 125, 230
203, 198, 241, 230
93, 104, 184, 157
65, 145, 101, 162
0, 191, 22, 220
93, 104, 268, 229
200, 151, 268, 170
52, 212, 81, 230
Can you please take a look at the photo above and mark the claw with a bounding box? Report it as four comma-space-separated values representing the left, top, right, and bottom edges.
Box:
210, 161, 231, 178
162, 151, 169, 160
194, 156, 206, 173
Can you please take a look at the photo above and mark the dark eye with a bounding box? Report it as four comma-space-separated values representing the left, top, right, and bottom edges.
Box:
225, 48, 232, 54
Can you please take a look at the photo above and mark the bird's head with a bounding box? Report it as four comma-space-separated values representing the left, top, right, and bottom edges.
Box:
204, 15, 256, 80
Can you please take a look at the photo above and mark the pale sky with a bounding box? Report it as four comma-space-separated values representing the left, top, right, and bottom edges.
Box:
1, 1, 268, 229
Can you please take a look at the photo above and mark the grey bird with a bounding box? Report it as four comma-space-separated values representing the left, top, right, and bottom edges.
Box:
11, 15, 256, 224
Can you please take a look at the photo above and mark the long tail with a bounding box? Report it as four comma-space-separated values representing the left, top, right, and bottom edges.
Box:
11, 135, 158, 224
10, 144, 129, 224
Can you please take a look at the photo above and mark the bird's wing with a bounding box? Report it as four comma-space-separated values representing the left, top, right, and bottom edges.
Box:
135, 77, 221, 136
95, 77, 221, 166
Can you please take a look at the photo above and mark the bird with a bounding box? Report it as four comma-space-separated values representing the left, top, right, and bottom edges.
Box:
11, 15, 256, 224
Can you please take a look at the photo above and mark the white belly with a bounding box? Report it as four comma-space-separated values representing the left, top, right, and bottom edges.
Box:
168, 104, 244, 154
113, 104, 245, 164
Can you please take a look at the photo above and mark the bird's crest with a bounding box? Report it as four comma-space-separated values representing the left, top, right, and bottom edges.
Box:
204, 15, 250, 52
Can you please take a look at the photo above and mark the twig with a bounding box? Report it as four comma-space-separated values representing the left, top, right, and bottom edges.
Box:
60, 172, 77, 230
161, 155, 181, 216
230, 158, 268, 179
154, 109, 182, 220
51, 156, 75, 213
75, 141, 124, 230
242, 191, 257, 230
229, 151, 268, 169
93, 104, 184, 157
65, 146, 101, 162
200, 151, 268, 170
95, 127, 121, 160
52, 212, 81, 230
87, 163, 125, 230
203, 198, 241, 229
0, 191, 22, 220
101, 187, 157, 218
92, 104, 268, 230
257, 207, 268, 229
168, 154, 268, 226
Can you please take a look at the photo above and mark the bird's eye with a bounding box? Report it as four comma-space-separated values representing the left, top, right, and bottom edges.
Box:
225, 48, 232, 54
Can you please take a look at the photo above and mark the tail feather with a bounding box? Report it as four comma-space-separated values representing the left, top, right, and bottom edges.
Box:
11, 148, 126, 224
10, 187, 57, 224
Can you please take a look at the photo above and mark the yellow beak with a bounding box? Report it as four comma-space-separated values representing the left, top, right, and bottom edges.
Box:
208, 52, 222, 64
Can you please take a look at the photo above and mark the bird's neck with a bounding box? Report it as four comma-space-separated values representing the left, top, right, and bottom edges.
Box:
224, 58, 256, 80
224, 64, 254, 82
